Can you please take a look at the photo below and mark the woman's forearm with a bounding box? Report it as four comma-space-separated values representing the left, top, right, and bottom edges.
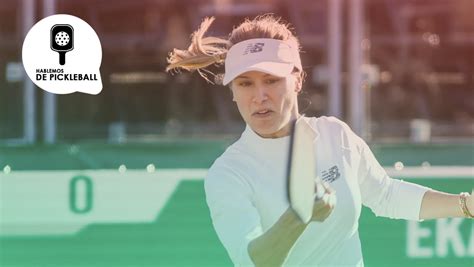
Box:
419, 190, 469, 220
248, 208, 307, 267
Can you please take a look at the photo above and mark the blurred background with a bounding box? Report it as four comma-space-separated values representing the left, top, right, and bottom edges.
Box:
1, 0, 473, 142
0, 0, 473, 267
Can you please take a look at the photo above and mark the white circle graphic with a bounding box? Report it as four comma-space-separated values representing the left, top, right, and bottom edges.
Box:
22, 14, 103, 95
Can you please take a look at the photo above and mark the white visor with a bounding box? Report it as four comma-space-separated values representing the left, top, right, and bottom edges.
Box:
222, 38, 302, 86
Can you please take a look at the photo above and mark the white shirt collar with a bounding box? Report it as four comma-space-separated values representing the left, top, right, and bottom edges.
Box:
239, 116, 319, 160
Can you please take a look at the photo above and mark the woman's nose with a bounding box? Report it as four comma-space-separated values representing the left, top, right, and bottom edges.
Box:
252, 86, 268, 103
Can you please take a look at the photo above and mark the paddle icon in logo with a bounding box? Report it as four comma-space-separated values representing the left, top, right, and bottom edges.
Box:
51, 24, 74, 65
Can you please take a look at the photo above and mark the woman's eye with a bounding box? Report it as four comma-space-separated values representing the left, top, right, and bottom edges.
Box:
238, 81, 252, 87
265, 78, 281, 84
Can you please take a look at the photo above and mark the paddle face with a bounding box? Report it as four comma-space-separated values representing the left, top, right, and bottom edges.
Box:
286, 117, 317, 223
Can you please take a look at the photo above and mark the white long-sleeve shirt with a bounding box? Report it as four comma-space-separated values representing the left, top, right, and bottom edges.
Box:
205, 116, 430, 267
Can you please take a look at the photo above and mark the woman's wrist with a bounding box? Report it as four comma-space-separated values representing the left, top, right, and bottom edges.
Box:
459, 192, 474, 218
285, 208, 310, 229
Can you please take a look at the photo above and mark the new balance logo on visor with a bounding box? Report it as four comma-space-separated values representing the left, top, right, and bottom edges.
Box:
322, 166, 341, 183
243, 43, 265, 55
222, 38, 302, 86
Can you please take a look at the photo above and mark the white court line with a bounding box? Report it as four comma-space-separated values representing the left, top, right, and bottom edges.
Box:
170, 167, 474, 179
2, 167, 473, 179
385, 166, 474, 178
100, 167, 474, 179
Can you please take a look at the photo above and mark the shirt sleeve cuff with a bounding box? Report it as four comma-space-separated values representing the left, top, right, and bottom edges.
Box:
235, 226, 262, 267
394, 179, 431, 221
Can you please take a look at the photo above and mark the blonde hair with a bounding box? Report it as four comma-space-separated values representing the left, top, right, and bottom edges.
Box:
166, 14, 303, 84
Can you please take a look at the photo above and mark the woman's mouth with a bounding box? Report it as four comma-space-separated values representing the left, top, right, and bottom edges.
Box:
252, 109, 273, 118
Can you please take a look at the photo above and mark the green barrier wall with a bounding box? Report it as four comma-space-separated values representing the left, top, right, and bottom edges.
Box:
1, 170, 472, 267
0, 142, 473, 170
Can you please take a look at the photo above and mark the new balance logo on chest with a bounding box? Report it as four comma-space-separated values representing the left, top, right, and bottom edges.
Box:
243, 43, 265, 55
321, 165, 341, 183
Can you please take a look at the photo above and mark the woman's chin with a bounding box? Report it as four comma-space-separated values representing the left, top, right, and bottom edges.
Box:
251, 124, 286, 138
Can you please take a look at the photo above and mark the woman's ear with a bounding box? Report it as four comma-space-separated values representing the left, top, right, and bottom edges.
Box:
229, 85, 236, 102
295, 75, 303, 93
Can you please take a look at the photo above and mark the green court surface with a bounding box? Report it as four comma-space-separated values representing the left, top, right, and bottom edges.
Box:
1, 142, 473, 267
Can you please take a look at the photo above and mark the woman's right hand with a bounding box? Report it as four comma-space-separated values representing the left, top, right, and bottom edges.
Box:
310, 182, 337, 222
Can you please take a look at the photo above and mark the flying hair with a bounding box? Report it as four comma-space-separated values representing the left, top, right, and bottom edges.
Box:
166, 14, 304, 84
166, 17, 229, 83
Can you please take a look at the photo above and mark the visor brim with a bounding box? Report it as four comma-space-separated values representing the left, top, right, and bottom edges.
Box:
223, 62, 294, 86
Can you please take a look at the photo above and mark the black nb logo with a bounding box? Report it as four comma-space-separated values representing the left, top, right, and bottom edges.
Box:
322, 166, 340, 183
243, 43, 265, 55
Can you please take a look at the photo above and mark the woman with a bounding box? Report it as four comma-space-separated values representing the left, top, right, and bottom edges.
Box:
167, 15, 473, 267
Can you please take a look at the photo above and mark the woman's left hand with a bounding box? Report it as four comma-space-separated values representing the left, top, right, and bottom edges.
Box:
467, 190, 474, 217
